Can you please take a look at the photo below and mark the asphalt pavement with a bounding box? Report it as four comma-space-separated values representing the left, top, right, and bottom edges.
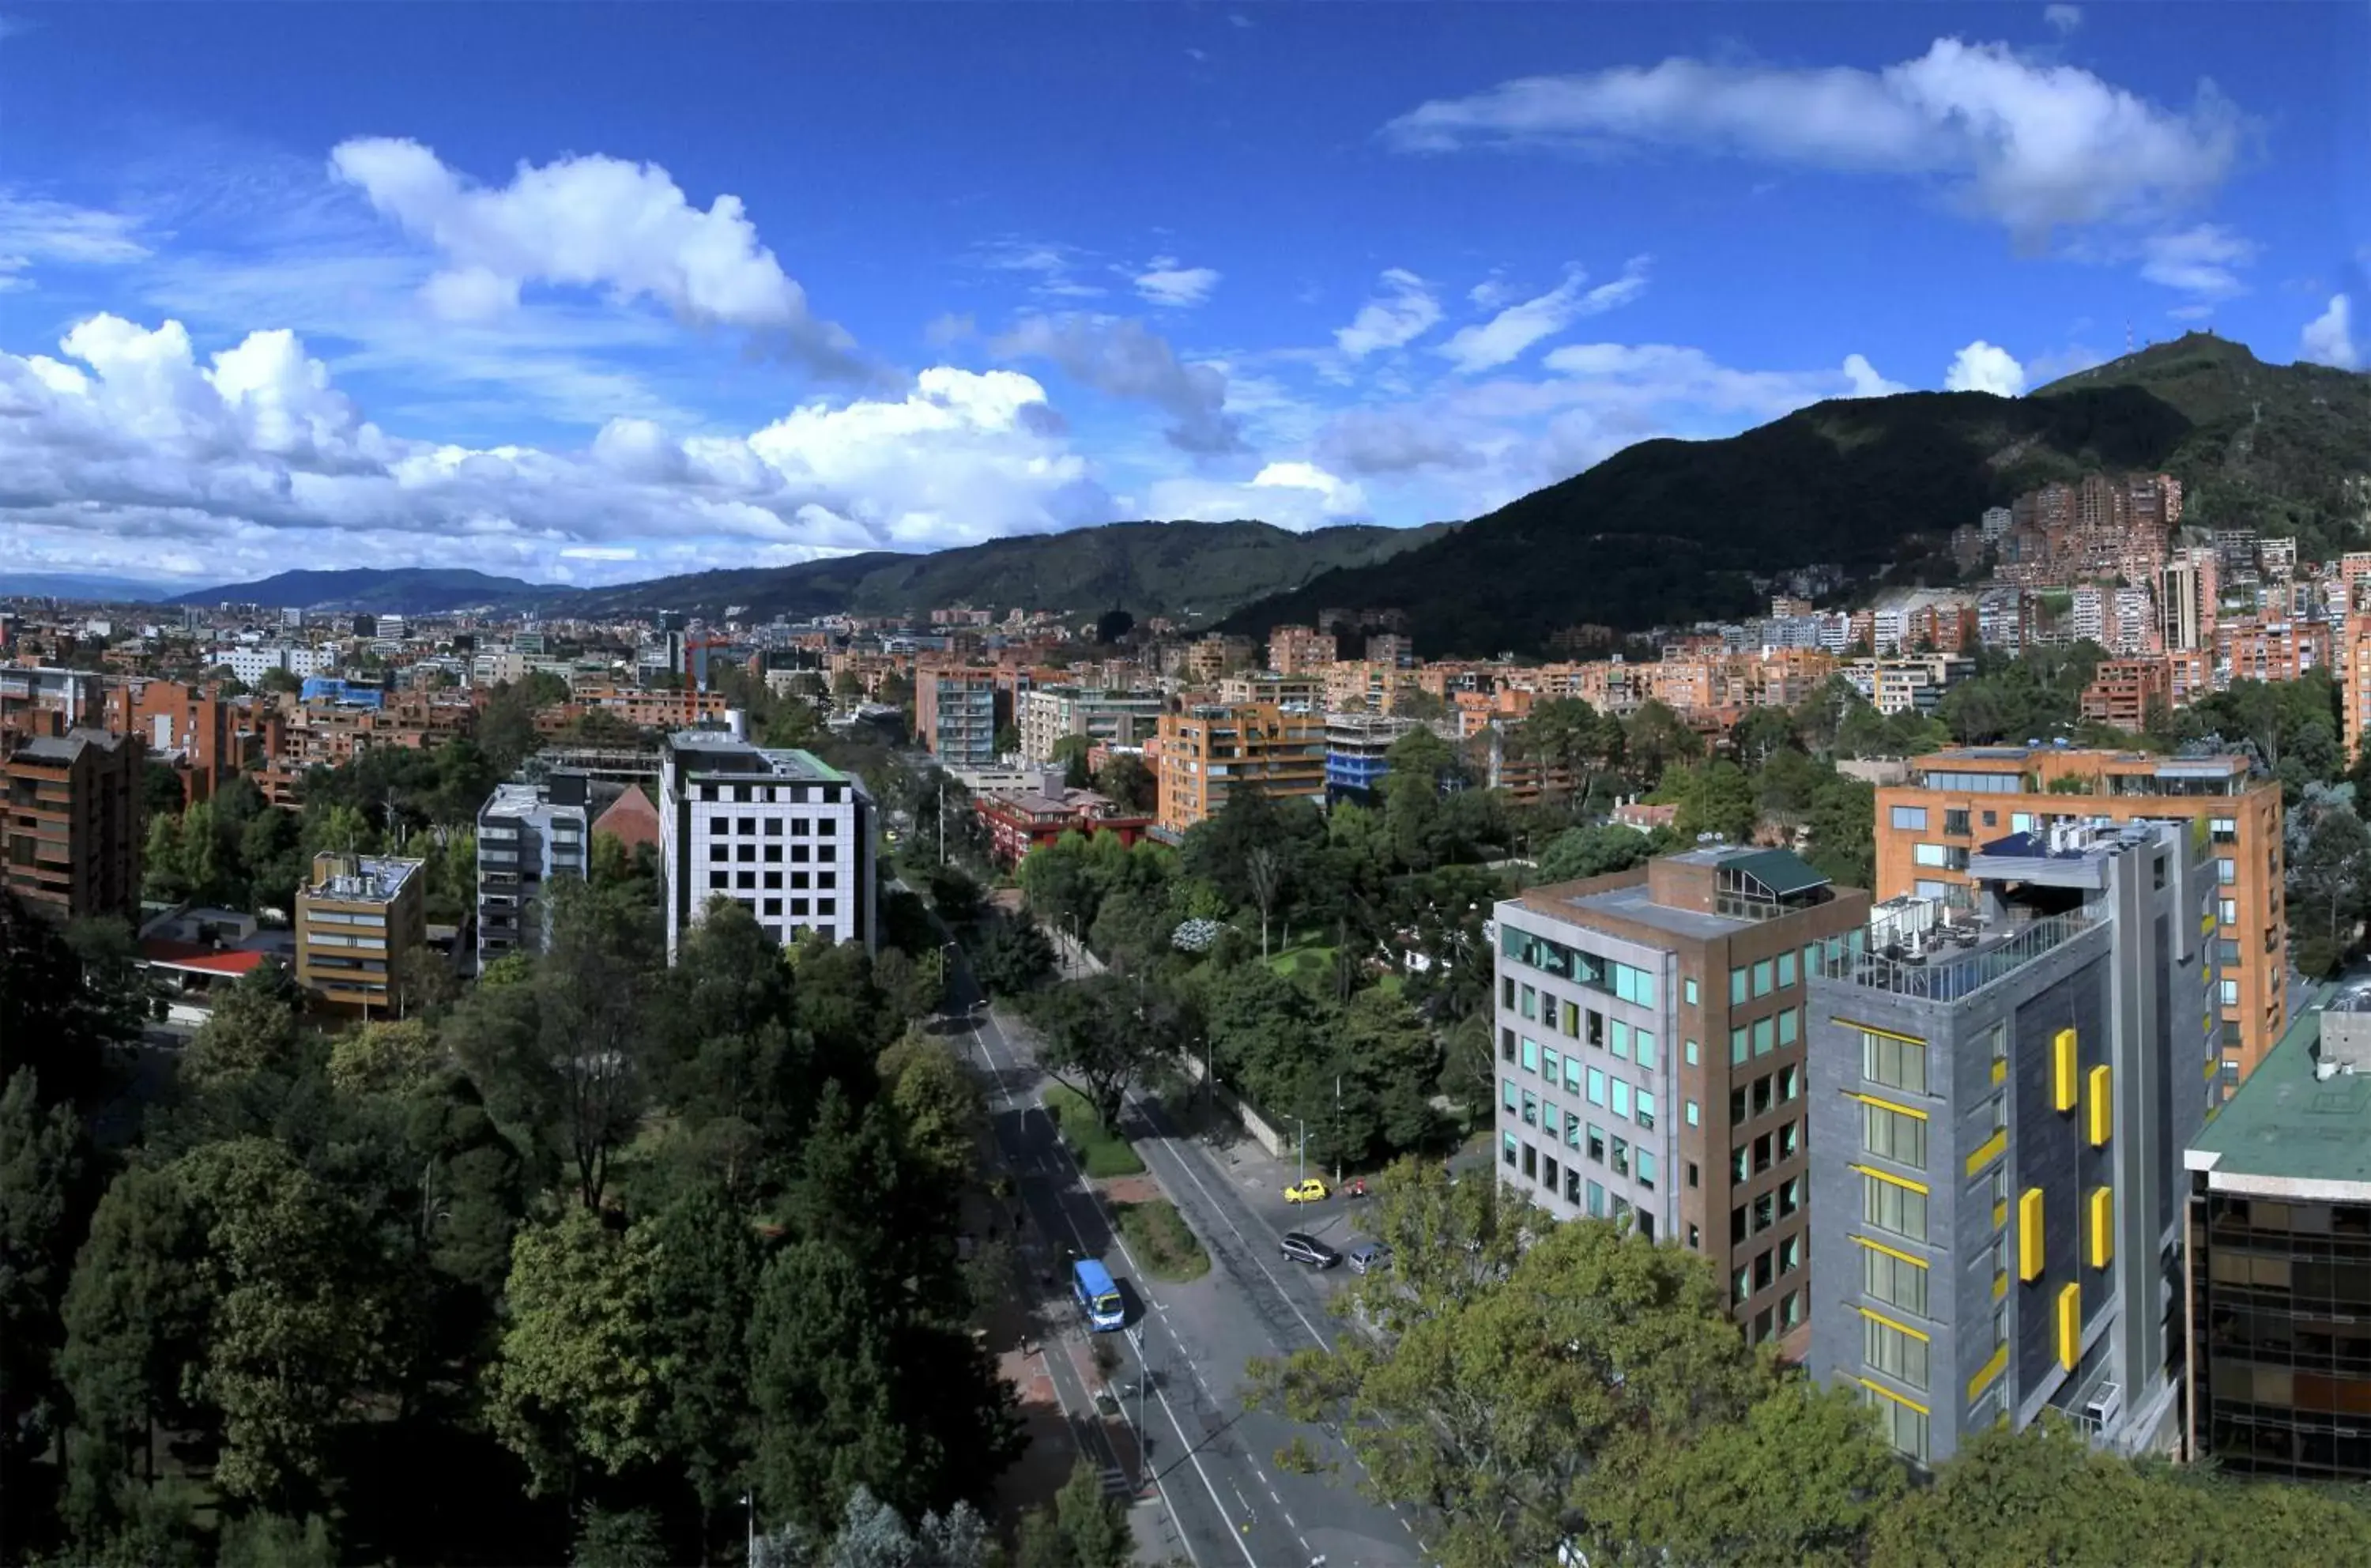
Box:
937, 945, 1425, 1568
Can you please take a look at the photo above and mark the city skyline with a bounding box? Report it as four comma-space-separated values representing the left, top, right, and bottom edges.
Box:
0, 2, 2361, 590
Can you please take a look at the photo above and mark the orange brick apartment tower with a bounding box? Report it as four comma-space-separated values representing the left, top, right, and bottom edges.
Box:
0, 728, 143, 921
1873, 747, 2283, 1095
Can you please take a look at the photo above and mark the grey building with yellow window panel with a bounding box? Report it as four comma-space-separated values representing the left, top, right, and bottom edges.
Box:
1492, 845, 1868, 1349
1806, 818, 2218, 1465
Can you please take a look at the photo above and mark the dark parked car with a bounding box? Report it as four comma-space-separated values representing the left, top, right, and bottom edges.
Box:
1347, 1240, 1392, 1275
1280, 1231, 1340, 1268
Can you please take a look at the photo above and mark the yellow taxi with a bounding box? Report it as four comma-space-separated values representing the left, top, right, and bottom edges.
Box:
1283, 1177, 1329, 1204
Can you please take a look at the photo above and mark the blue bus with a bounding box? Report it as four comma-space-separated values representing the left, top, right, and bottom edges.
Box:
1072, 1258, 1125, 1332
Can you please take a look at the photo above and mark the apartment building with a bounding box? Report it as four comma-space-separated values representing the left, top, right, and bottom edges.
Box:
1267, 625, 1338, 676
915, 669, 999, 768
973, 784, 1152, 865
1325, 712, 1421, 798
1807, 819, 2215, 1466
2078, 658, 2172, 732
2218, 616, 2330, 685
2184, 985, 2371, 1483
1016, 685, 1164, 764
476, 773, 591, 966
2162, 553, 2217, 653
659, 725, 876, 961
1493, 847, 1868, 1348
1841, 654, 1976, 717
104, 678, 250, 805
1874, 748, 2284, 1092
1217, 672, 1323, 709
0, 728, 142, 921
1152, 703, 1325, 835
294, 850, 427, 1012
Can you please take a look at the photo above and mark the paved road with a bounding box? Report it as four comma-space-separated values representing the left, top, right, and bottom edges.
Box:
937, 951, 1425, 1568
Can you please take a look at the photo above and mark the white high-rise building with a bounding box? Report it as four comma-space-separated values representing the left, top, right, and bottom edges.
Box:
659, 718, 876, 961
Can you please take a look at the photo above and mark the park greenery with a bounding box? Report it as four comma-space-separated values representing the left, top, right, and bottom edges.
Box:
0, 832, 1110, 1566
1253, 1159, 2371, 1568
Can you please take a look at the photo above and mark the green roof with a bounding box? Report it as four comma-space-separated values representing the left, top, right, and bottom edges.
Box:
1727, 848, 1830, 897
2188, 984, 2371, 1188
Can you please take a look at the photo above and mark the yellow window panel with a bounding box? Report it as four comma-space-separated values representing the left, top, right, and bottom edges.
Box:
2019, 1188, 2045, 1280
2086, 1065, 2112, 1145
2056, 1281, 2082, 1370
2088, 1186, 2113, 1268
1967, 1342, 2009, 1400
2052, 1027, 2079, 1111
1964, 1129, 2007, 1176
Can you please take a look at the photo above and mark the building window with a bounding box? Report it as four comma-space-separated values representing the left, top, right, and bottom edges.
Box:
2219, 978, 2240, 1006
1521, 1038, 1540, 1072
1864, 1314, 1930, 1391
1861, 1101, 1928, 1168
1684, 978, 1699, 1005
1611, 1020, 1631, 1059
1637, 1150, 1656, 1189
1685, 1099, 1699, 1127
1685, 1038, 1698, 1065
1611, 1080, 1630, 1118
1862, 1031, 1928, 1095
1752, 959, 1774, 997
1635, 1090, 1655, 1130
709, 871, 727, 889
1587, 1068, 1606, 1106
1864, 1387, 1929, 1463
708, 843, 729, 862
2218, 898, 2237, 926
1861, 1174, 1928, 1241
2210, 816, 2237, 843
2216, 857, 2235, 885
737, 871, 756, 890
1587, 1125, 1605, 1164
1502, 1079, 1518, 1112
1521, 984, 1537, 1020
1752, 1017, 1775, 1056
1523, 1144, 1538, 1179
1777, 1008, 1798, 1047
1862, 1243, 1929, 1315
1730, 1028, 1748, 1065
1777, 952, 1796, 988
1543, 1046, 1561, 1082
1501, 1028, 1515, 1062
1890, 805, 1928, 830
1913, 843, 1949, 868
1522, 1091, 1539, 1126
1944, 808, 1970, 837
763, 898, 781, 917
1731, 967, 1748, 1004
1634, 1030, 1656, 1070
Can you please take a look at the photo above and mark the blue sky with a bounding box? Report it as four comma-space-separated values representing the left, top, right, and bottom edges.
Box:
0, 2, 2362, 589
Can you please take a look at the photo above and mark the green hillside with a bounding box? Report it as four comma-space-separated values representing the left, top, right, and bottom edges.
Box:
1223, 337, 2368, 658
561, 518, 1451, 622
2034, 331, 2371, 554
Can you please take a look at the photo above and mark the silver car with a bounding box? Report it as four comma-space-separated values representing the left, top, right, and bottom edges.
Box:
1347, 1240, 1392, 1276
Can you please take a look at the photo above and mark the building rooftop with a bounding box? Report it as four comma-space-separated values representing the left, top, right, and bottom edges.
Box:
305, 855, 422, 903
667, 729, 846, 782
1554, 880, 1751, 940
7, 727, 130, 763
2188, 982, 2371, 1191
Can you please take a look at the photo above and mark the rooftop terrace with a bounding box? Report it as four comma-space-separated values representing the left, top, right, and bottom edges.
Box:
2188, 983, 2371, 1191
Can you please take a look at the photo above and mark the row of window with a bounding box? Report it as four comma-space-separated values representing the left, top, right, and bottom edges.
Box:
709, 814, 838, 836
1728, 951, 1802, 1004
1732, 1177, 1803, 1243
1731, 1066, 1800, 1125
1506, 1070, 1660, 1133
1729, 1007, 1803, 1063
1731, 1121, 1800, 1183
711, 869, 836, 892
696, 782, 844, 804
1501, 993, 1662, 1069
1504, 1099, 1664, 1188
1501, 1133, 1656, 1240
708, 841, 837, 864
1732, 1237, 1804, 1306
1498, 926, 1657, 1007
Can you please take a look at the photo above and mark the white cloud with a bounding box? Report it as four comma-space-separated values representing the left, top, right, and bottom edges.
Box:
1134, 257, 1221, 307
2301, 295, 2358, 370
1843, 353, 1908, 397
974, 239, 1105, 300
1144, 461, 1369, 533
1334, 268, 1442, 359
0, 192, 149, 290
326, 137, 865, 375
1385, 39, 2242, 244
0, 312, 1117, 585
1438, 258, 1650, 373
2139, 223, 2256, 301
2044, 5, 2083, 36
991, 313, 1240, 452
1944, 339, 2027, 395
1320, 405, 1487, 473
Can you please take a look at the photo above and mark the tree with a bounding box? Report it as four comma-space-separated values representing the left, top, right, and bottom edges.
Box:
1728, 706, 1799, 770
993, 722, 1020, 759
971, 918, 1054, 997
216, 1510, 338, 1568
1095, 754, 1155, 814
571, 1506, 668, 1568
174, 1138, 392, 1506
0, 1069, 94, 1477
1024, 974, 1175, 1129
1254, 1174, 1773, 1568
184, 963, 306, 1087
1519, 697, 1623, 812
537, 879, 665, 1209
1093, 609, 1134, 646
1535, 824, 1653, 883
877, 1030, 986, 1189
2286, 784, 2371, 976
1015, 1461, 1132, 1568
59, 1166, 210, 1498
643, 1185, 763, 1526
1242, 844, 1287, 956
1622, 700, 1703, 787
1667, 759, 1758, 843
1, 890, 133, 1109
141, 760, 188, 823
256, 667, 304, 696
485, 1204, 663, 1495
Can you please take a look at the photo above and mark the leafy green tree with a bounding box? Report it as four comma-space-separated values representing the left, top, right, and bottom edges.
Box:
872, 944, 945, 1024
1665, 759, 1757, 842
1622, 700, 1703, 788
877, 1030, 985, 1189
485, 1204, 663, 1495
1728, 706, 1800, 769
1518, 696, 1625, 812
2285, 783, 2371, 976
1049, 733, 1095, 789
215, 1510, 337, 1568
1095, 754, 1156, 814
173, 1139, 393, 1506
64, 914, 153, 1042
2, 892, 133, 1110
1015, 1461, 1132, 1568
0, 1069, 94, 1478
644, 1186, 762, 1523
971, 918, 1054, 997
59, 1166, 210, 1502
571, 1506, 668, 1568
1535, 824, 1653, 883
1256, 1176, 1770, 1568
184, 963, 306, 1087
1023, 973, 1176, 1129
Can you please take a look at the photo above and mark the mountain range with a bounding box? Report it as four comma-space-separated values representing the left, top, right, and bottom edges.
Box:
1218, 333, 2369, 657
168, 568, 565, 614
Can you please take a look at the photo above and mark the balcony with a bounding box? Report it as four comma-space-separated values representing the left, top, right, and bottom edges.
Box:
1818, 911, 2097, 1004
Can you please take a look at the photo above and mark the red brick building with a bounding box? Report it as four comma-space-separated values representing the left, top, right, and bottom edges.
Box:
974, 786, 1152, 865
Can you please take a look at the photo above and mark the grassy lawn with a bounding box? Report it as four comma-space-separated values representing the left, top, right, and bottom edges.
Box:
1116, 1198, 1210, 1281
1043, 1085, 1146, 1178
1267, 943, 1336, 980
